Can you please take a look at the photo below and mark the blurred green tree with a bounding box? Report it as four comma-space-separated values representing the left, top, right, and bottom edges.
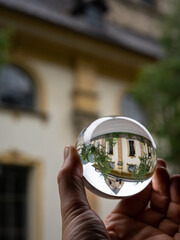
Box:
0, 28, 12, 66
131, 0, 180, 168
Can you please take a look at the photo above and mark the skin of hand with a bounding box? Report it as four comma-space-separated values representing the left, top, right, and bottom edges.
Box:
57, 146, 180, 240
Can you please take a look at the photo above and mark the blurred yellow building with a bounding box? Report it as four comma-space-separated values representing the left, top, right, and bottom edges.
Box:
0, 0, 171, 239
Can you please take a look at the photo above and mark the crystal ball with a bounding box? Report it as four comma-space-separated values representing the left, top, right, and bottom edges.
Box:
76, 116, 157, 199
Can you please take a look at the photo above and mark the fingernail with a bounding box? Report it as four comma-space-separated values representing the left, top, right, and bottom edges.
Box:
64, 146, 69, 160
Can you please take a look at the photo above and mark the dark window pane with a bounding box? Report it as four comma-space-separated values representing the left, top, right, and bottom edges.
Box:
110, 162, 114, 168
129, 140, 135, 157
85, 4, 103, 25
0, 64, 36, 110
0, 164, 29, 240
71, 0, 107, 26
142, 0, 156, 6
128, 164, 136, 173
148, 146, 152, 158
108, 142, 113, 155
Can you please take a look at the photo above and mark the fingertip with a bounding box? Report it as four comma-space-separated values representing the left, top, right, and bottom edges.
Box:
64, 145, 79, 160
170, 174, 180, 189
58, 145, 83, 184
157, 159, 167, 168
171, 174, 180, 180
153, 166, 169, 180
152, 166, 170, 195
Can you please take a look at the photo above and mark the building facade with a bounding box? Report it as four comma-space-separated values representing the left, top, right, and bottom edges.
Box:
93, 133, 156, 180
0, 0, 170, 239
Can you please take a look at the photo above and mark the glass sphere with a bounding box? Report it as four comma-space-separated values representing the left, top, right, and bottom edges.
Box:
76, 116, 157, 199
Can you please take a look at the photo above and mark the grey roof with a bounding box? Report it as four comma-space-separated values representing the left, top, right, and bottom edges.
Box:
0, 0, 163, 59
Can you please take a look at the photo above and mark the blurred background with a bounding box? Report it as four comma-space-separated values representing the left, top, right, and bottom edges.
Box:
0, 0, 179, 239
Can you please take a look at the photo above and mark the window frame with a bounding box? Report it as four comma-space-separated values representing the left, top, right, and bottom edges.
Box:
0, 63, 47, 120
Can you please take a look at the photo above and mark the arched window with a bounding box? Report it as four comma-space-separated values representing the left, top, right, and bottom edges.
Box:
0, 64, 36, 111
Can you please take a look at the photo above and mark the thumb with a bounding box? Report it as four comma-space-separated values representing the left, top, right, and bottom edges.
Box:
57, 146, 90, 219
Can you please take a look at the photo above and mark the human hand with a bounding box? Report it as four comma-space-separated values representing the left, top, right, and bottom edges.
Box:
57, 146, 180, 240
104, 158, 180, 240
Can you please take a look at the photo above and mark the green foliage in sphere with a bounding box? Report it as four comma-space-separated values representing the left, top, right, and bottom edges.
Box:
132, 154, 153, 181
80, 142, 113, 179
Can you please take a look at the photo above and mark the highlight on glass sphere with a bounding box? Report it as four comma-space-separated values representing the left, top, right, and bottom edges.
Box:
76, 116, 157, 199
